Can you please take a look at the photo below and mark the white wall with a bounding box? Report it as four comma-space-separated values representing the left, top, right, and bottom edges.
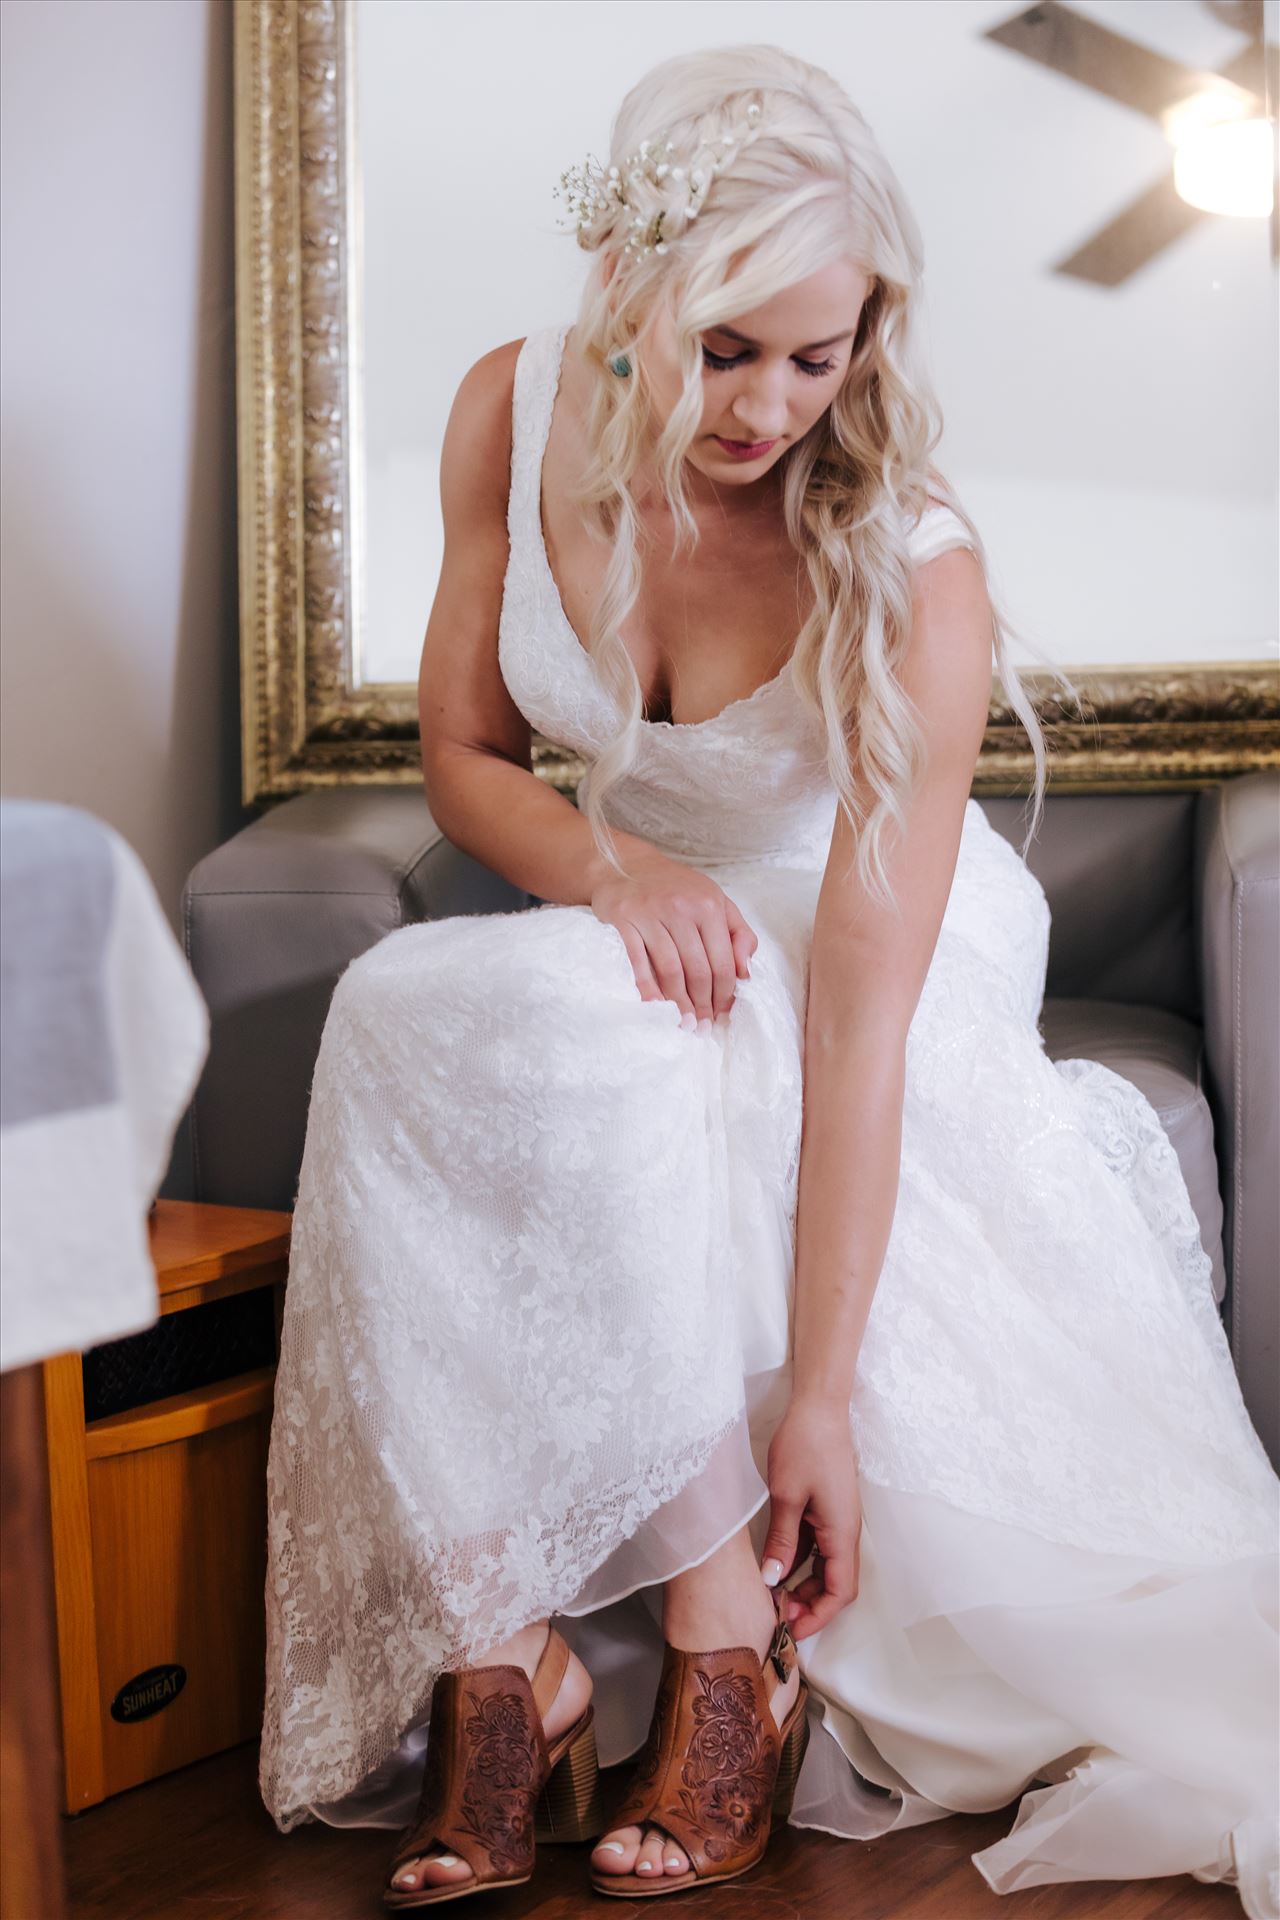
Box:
0, 0, 253, 937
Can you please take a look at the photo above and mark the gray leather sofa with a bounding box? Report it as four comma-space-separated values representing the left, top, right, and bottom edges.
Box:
171, 773, 1279, 1467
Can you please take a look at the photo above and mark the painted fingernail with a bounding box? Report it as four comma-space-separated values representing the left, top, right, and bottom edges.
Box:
679, 1010, 696, 1032
595, 1842, 625, 1854
715, 1010, 730, 1028
696, 1018, 712, 1036
762, 1558, 784, 1587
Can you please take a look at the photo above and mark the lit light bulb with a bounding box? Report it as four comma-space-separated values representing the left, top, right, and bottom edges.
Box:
1161, 81, 1253, 145
1173, 117, 1275, 218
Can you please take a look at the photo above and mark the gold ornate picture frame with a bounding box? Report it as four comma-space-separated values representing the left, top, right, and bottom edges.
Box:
233, 0, 1279, 808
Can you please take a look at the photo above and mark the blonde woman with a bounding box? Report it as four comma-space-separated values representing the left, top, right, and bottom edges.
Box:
258, 44, 1280, 1917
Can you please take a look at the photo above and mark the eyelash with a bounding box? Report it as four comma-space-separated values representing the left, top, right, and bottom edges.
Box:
701, 347, 838, 379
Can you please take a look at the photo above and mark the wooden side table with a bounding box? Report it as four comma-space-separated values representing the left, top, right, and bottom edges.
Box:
41, 1201, 291, 1813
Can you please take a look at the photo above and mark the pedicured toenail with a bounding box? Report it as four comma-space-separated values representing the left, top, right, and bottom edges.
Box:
596, 1842, 625, 1854
638, 1860, 653, 1871
436, 1856, 459, 1867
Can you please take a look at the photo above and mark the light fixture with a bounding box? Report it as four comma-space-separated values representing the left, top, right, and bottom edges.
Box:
1163, 84, 1276, 219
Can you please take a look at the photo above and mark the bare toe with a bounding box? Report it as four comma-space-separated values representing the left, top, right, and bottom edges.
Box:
389, 1849, 475, 1894
661, 1834, 690, 1875
591, 1824, 643, 1875
634, 1828, 667, 1879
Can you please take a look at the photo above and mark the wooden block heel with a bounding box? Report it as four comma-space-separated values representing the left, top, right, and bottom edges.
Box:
535, 1706, 605, 1844
772, 1696, 810, 1820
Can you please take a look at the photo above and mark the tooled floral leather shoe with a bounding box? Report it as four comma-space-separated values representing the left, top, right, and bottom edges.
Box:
589, 1597, 810, 1899
383, 1626, 603, 1909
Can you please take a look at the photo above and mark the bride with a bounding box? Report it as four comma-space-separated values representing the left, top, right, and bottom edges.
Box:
258, 43, 1280, 1916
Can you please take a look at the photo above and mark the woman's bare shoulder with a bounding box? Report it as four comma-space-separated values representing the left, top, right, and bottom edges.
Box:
453, 336, 526, 409
440, 338, 527, 514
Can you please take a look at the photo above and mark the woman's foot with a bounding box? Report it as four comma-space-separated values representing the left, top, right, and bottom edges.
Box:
590, 1533, 802, 1883
387, 1621, 594, 1897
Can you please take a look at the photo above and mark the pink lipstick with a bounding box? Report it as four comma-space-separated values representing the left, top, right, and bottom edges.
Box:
713, 436, 778, 460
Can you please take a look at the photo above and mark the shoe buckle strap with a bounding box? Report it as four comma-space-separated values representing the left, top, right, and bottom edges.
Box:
766, 1617, 796, 1688
531, 1624, 570, 1723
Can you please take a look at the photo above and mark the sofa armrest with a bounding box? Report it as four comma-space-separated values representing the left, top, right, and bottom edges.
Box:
1195, 770, 1280, 1467
177, 789, 529, 1211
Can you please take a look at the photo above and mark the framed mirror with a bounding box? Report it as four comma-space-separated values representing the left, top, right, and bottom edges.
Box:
233, 0, 1279, 806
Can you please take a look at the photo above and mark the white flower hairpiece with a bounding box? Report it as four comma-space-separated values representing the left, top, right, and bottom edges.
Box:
555, 100, 764, 260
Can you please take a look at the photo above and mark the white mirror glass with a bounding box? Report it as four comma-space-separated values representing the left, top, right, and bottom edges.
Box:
353, 0, 1279, 687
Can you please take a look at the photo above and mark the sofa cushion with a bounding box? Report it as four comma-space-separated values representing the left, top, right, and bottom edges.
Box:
1039, 998, 1226, 1301
982, 795, 1199, 1022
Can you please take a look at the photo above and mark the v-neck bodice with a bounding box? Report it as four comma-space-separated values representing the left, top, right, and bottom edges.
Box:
496, 322, 974, 870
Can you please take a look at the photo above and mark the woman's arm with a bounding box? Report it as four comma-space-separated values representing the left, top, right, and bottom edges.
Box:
419, 340, 641, 907
761, 543, 996, 1636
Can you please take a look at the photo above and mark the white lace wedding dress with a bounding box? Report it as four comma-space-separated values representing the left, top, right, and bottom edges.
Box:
260, 322, 1280, 1915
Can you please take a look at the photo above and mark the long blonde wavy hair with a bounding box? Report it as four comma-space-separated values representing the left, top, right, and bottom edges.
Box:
562, 43, 1073, 906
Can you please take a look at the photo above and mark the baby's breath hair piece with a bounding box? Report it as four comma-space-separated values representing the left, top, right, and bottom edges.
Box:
555, 99, 764, 260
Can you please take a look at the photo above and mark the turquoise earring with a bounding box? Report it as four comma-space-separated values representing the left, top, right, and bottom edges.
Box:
610, 353, 632, 377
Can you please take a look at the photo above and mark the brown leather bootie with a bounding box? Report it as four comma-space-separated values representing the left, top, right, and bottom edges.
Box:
383, 1625, 602, 1909
589, 1599, 809, 1899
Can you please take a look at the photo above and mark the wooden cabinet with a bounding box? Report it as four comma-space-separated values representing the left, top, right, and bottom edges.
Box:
41, 1202, 290, 1812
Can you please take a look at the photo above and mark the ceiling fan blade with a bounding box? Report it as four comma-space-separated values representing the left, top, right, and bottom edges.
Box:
1215, 35, 1278, 107
1052, 173, 1207, 285
1200, 0, 1263, 42
984, 1, 1259, 122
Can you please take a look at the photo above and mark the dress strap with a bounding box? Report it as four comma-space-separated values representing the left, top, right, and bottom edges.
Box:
506, 322, 573, 548
907, 500, 975, 564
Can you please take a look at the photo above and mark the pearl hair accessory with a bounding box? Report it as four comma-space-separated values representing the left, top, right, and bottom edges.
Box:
555, 99, 765, 261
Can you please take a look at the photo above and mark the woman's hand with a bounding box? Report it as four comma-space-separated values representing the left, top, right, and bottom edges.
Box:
591, 850, 758, 1026
759, 1398, 862, 1640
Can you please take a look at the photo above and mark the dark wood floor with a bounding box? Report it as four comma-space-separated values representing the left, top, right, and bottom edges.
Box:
59, 1739, 1230, 1920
